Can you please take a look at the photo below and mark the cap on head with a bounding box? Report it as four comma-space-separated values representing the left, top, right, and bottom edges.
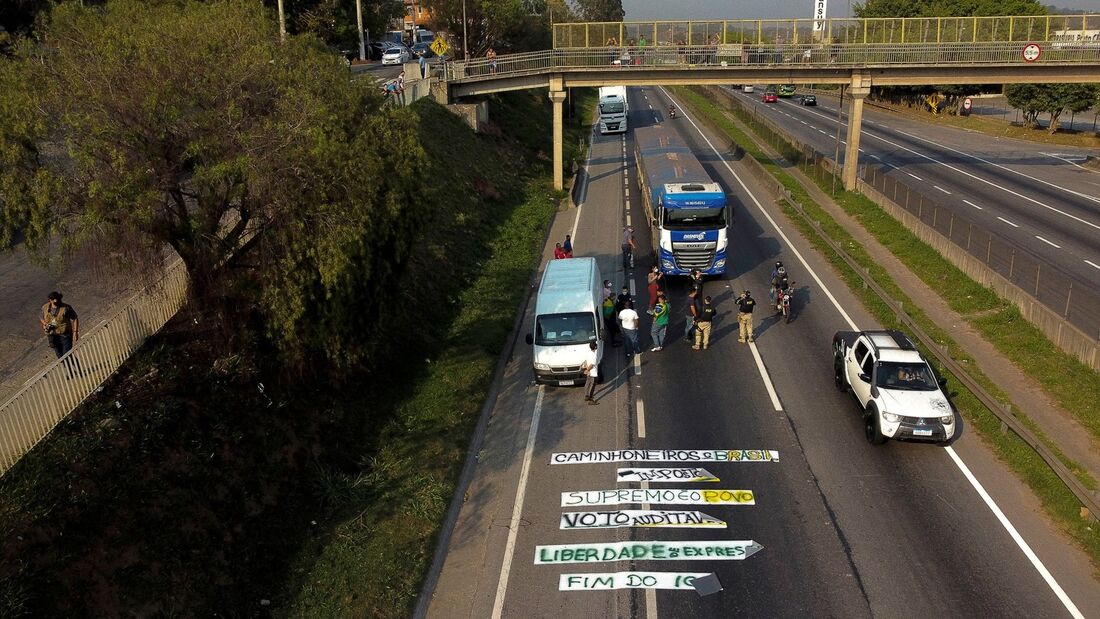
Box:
48, 291, 62, 301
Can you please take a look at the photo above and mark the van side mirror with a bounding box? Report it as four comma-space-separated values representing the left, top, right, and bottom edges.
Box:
525, 334, 533, 345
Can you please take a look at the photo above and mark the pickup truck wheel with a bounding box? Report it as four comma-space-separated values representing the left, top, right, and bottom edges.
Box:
833, 361, 847, 391
864, 407, 888, 445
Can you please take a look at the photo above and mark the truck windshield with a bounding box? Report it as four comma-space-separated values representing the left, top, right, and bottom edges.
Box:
664, 208, 725, 229
535, 313, 597, 346
876, 362, 938, 390
600, 101, 625, 114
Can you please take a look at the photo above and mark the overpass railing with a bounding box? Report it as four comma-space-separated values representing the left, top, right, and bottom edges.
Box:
445, 41, 1100, 83
553, 15, 1100, 48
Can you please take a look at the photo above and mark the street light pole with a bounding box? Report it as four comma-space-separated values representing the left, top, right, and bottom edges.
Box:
463, 0, 469, 61
355, 0, 366, 61
277, 0, 286, 42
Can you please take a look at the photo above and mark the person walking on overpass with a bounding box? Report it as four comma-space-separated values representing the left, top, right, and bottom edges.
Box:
685, 288, 701, 343
694, 295, 716, 350
650, 293, 670, 352
618, 300, 640, 358
622, 226, 637, 270
582, 341, 600, 405
736, 290, 756, 343
486, 47, 497, 74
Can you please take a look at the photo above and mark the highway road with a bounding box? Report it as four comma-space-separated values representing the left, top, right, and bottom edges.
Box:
730, 86, 1100, 309
423, 86, 1100, 618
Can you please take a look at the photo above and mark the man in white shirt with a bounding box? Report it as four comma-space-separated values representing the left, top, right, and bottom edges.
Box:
618, 300, 640, 358
582, 342, 600, 405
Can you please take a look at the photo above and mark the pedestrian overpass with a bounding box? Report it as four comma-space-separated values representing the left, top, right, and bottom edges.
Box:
438, 15, 1100, 189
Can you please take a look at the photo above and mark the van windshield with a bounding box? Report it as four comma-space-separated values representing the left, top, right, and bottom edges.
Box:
535, 313, 597, 346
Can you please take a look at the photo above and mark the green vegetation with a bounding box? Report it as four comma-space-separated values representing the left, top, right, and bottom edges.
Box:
1005, 83, 1100, 134
674, 85, 1100, 568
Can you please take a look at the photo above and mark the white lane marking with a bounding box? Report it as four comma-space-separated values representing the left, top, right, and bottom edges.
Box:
858, 148, 865, 153
659, 87, 859, 331
963, 199, 984, 210
907, 172, 924, 181
870, 154, 882, 160
817, 129, 828, 135
630, 279, 636, 297
646, 587, 658, 619
801, 104, 1100, 228
637, 399, 646, 438
893, 128, 1100, 208
944, 447, 1085, 619
800, 120, 808, 125
933, 185, 952, 195
1041, 152, 1093, 171
626, 214, 632, 226
998, 216, 1020, 228
634, 353, 641, 375
748, 342, 783, 411
1085, 259, 1100, 271
668, 87, 1089, 614
808, 125, 818, 130
491, 386, 544, 619
1035, 236, 1061, 249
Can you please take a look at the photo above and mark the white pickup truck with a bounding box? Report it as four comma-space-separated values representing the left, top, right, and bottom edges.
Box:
832, 330, 956, 445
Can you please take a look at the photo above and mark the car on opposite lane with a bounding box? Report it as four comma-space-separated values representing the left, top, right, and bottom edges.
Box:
762, 91, 778, 103
382, 45, 412, 65
799, 94, 817, 106
411, 42, 435, 58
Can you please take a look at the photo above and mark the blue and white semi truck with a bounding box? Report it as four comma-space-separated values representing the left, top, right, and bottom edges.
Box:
634, 125, 729, 277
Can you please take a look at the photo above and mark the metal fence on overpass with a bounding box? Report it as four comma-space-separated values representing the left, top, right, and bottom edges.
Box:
552, 15, 1100, 48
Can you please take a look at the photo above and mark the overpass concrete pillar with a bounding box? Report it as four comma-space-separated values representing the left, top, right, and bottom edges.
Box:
842, 82, 871, 192
549, 86, 567, 190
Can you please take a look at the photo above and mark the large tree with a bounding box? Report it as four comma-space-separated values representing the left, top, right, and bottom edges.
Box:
425, 0, 570, 55
855, 0, 1045, 18
573, 0, 623, 22
0, 0, 424, 368
1004, 83, 1099, 133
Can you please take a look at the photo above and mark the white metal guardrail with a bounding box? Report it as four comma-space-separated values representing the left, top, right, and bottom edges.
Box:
0, 259, 189, 474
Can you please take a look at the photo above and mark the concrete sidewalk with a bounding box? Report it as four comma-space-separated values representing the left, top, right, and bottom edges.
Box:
712, 102, 1100, 495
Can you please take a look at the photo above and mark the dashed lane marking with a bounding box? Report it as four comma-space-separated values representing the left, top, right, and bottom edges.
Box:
1085, 260, 1100, 271
637, 399, 646, 438
997, 216, 1020, 228
933, 185, 952, 195
963, 199, 983, 210
1035, 236, 1061, 249
907, 172, 923, 181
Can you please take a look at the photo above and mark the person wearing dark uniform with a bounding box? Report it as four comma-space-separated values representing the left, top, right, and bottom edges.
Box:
736, 290, 756, 343
694, 296, 716, 350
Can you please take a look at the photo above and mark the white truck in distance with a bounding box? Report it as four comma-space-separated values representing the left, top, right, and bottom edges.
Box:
832, 330, 956, 445
598, 86, 628, 135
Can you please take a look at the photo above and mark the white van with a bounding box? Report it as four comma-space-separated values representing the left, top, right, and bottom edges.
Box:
526, 258, 604, 386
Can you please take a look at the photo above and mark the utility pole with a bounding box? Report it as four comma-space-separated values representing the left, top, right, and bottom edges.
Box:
356, 0, 366, 61
463, 0, 469, 61
277, 0, 286, 42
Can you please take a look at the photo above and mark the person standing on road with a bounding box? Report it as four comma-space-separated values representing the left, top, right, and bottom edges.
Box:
618, 300, 640, 358
694, 296, 716, 350
603, 279, 614, 300
563, 234, 573, 258
736, 290, 756, 343
582, 341, 600, 405
685, 288, 701, 343
646, 266, 663, 311
40, 291, 79, 359
613, 285, 631, 347
622, 226, 637, 270
689, 268, 704, 297
554, 243, 567, 259
602, 292, 617, 342
650, 293, 670, 351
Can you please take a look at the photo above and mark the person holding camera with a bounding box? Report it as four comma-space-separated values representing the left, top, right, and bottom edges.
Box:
40, 291, 79, 359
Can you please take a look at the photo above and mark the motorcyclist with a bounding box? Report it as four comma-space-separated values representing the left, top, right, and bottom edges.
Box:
770, 262, 788, 301
668, 105, 677, 119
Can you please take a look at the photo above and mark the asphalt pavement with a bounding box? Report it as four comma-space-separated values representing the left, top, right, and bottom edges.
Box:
730, 87, 1100, 303
423, 87, 1100, 618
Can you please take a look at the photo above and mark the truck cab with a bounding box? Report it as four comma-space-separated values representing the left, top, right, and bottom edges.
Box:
833, 330, 956, 445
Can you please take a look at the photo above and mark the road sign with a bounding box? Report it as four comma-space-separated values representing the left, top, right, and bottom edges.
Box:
430, 36, 449, 57
963, 97, 972, 111
1022, 43, 1042, 62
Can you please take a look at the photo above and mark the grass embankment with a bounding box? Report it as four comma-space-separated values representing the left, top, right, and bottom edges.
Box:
674, 86, 1100, 569
0, 89, 596, 617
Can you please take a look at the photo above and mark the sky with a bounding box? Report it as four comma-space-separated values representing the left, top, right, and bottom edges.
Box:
623, 0, 1099, 21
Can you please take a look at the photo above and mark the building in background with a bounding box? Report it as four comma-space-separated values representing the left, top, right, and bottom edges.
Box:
403, 0, 434, 35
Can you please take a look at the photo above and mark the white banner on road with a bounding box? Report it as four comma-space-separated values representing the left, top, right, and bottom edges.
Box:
616, 467, 719, 483
550, 449, 779, 464
559, 572, 711, 591
560, 509, 726, 529
535, 540, 764, 564
562, 488, 754, 507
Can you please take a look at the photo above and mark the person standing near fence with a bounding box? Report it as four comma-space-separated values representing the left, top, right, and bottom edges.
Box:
40, 291, 79, 358
487, 47, 497, 74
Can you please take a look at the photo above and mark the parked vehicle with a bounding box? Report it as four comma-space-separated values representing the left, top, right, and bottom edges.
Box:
526, 258, 604, 386
382, 45, 411, 65
411, 42, 435, 58
762, 91, 778, 103
833, 330, 955, 445
597, 86, 628, 134
799, 94, 817, 106
414, 28, 435, 44
635, 125, 729, 277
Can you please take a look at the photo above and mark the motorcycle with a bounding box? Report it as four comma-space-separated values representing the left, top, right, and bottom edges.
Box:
775, 282, 795, 323
668, 106, 677, 119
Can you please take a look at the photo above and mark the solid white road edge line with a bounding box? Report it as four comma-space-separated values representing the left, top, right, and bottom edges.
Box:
748, 342, 783, 411
944, 446, 1085, 619
662, 86, 1086, 616
491, 386, 545, 619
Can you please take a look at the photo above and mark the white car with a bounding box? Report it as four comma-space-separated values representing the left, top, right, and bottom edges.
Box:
382, 46, 411, 65
833, 330, 956, 445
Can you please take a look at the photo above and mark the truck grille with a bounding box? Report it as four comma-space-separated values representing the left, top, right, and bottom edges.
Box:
673, 244, 716, 270
551, 365, 583, 374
